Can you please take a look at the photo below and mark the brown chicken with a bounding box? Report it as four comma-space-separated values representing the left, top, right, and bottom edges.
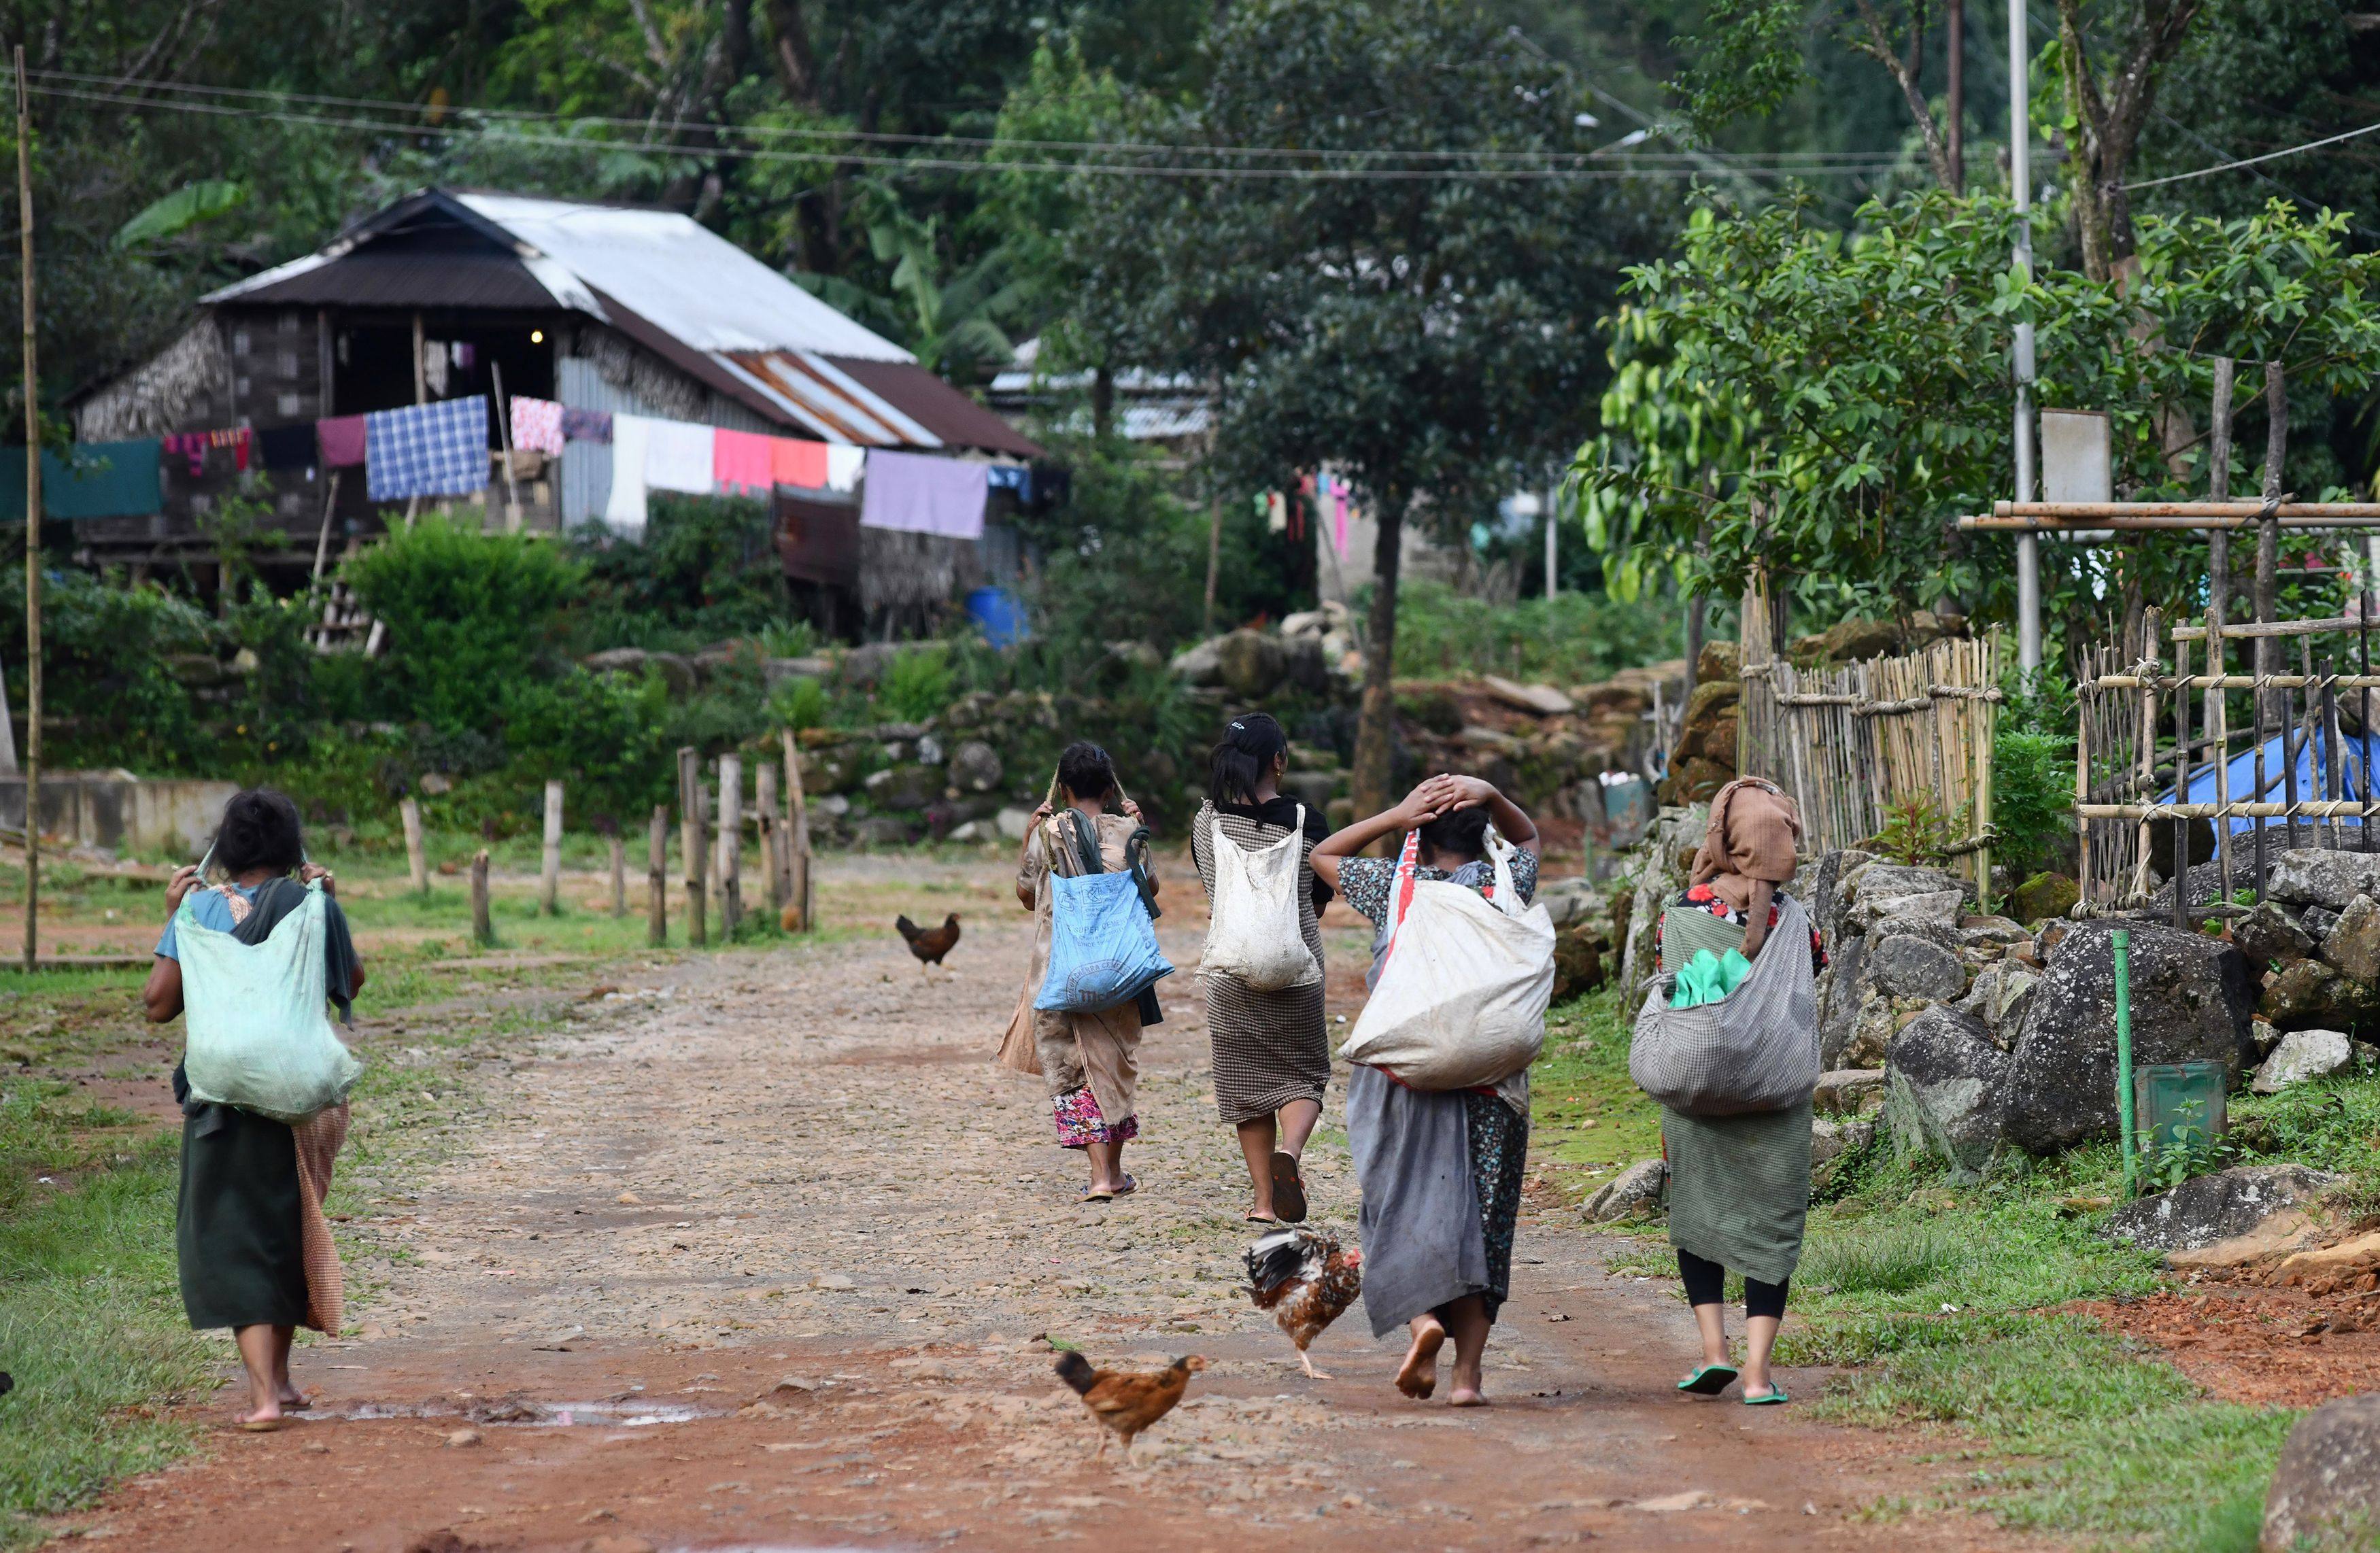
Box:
1053, 1350, 1204, 1456
895, 912, 961, 970
1246, 1225, 1362, 1378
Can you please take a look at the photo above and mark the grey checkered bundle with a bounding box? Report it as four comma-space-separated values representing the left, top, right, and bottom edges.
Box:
1629, 893, 1820, 1116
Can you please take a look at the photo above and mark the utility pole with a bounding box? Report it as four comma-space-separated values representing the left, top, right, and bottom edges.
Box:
2008, 0, 2040, 672
15, 47, 39, 974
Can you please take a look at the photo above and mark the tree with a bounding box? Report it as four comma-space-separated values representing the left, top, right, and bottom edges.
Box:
1576, 190, 2380, 655
2050, 0, 2207, 281
1074, 0, 1663, 813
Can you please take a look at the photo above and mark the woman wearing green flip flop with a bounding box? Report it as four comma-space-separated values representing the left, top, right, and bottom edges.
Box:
1658, 779, 1824, 1406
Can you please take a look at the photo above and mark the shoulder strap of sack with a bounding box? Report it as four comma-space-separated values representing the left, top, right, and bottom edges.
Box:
1378, 827, 1423, 961
1482, 827, 1524, 918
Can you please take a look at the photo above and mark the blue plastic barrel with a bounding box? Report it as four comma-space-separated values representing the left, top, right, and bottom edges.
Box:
967, 586, 1030, 647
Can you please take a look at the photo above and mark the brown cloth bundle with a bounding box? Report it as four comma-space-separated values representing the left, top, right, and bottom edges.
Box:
1689, 778, 1803, 913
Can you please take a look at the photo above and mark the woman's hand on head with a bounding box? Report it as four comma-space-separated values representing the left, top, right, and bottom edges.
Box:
165, 865, 201, 915
1431, 774, 1499, 811
1391, 780, 1452, 828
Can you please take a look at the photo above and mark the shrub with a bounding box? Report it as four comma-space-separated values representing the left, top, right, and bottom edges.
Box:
497, 667, 676, 824
1994, 726, 2076, 880
1799, 1219, 1969, 1295
1389, 578, 1680, 683
567, 494, 787, 648
0, 570, 216, 772
342, 517, 584, 734
881, 645, 955, 722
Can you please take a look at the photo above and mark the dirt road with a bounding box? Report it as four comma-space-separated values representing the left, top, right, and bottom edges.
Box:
75, 855, 2050, 1553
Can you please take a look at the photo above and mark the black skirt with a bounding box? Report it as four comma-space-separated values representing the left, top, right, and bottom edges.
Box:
176, 1093, 307, 1331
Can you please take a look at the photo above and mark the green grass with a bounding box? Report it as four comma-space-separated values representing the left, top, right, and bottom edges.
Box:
0, 872, 626, 1546
1534, 984, 2341, 1550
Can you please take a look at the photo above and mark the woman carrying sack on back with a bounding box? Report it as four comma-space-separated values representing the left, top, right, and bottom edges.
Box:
143, 789, 364, 1431
1313, 774, 1543, 1407
1189, 714, 1333, 1224
998, 742, 1166, 1204
1655, 777, 1823, 1407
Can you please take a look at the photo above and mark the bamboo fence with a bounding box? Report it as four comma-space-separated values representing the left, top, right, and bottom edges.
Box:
1737, 583, 2001, 894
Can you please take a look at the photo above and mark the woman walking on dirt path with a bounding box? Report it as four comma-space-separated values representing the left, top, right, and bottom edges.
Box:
1659, 777, 1821, 1407
1189, 714, 1333, 1225
143, 789, 364, 1431
998, 742, 1161, 1204
1314, 774, 1540, 1408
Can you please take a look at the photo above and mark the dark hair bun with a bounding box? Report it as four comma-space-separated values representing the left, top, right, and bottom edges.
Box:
1418, 803, 1493, 862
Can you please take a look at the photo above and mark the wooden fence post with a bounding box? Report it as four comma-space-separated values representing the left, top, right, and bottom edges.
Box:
607, 825, 626, 918
647, 804, 668, 946
470, 848, 493, 946
540, 781, 564, 915
678, 747, 707, 948
757, 760, 785, 918
718, 754, 743, 939
783, 728, 811, 933
400, 796, 428, 895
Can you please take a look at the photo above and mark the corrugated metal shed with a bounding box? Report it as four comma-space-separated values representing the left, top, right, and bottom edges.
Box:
203, 188, 1040, 457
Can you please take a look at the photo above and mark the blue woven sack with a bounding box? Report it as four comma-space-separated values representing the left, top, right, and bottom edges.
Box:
1035, 868, 1175, 1012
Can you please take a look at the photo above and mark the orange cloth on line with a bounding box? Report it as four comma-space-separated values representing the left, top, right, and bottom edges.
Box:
1689, 777, 1803, 914
714, 428, 775, 496
290, 1102, 350, 1335
771, 437, 830, 490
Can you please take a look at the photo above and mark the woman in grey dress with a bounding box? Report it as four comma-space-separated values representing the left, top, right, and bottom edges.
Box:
1189, 714, 1332, 1223
1314, 774, 1540, 1407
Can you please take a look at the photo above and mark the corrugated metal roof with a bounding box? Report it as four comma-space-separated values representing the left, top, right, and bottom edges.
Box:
821, 356, 1042, 458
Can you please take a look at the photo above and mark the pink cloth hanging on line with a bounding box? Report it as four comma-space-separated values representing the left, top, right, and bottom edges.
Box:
316, 416, 367, 468
713, 428, 775, 496
509, 396, 564, 457
771, 437, 830, 490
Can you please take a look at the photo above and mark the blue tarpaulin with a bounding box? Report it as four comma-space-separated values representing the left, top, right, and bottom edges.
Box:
2167, 728, 2371, 834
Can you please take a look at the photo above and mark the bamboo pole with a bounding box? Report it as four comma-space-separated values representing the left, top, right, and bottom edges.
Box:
1988, 500, 2380, 519
15, 47, 37, 974
540, 779, 563, 916
490, 359, 523, 532
717, 755, 742, 939
2173, 630, 2191, 927
400, 796, 428, 895
646, 804, 667, 946
783, 728, 811, 934
607, 827, 626, 918
679, 747, 707, 947
2211, 609, 2233, 908
469, 849, 493, 946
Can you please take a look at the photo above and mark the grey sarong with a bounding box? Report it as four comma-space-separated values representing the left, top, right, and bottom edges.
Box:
1663, 1099, 1814, 1286
1348, 1064, 1491, 1339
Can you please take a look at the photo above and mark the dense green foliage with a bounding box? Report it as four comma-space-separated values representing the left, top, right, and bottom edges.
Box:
1576, 193, 2380, 651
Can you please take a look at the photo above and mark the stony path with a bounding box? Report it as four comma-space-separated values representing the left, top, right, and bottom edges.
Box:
79, 856, 2057, 1553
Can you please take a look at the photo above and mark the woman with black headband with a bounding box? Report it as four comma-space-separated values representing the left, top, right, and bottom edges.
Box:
1188, 713, 1333, 1223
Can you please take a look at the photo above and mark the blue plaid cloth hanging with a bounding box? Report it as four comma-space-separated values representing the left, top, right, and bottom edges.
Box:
366, 396, 490, 501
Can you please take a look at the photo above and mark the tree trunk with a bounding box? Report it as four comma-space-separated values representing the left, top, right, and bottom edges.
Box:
1352, 491, 1406, 824
1945, 0, 1964, 193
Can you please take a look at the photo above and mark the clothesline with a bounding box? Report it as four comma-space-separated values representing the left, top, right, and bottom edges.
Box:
22, 396, 1029, 545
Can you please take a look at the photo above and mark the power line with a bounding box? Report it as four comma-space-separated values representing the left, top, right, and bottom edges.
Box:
22, 80, 1928, 182
2127, 116, 2380, 191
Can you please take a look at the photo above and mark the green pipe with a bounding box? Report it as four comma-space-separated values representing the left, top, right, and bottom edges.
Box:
2113, 928, 2137, 1196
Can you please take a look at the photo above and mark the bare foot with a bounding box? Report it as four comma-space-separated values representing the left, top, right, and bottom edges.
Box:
1447, 1387, 1491, 1407
1396, 1319, 1445, 1399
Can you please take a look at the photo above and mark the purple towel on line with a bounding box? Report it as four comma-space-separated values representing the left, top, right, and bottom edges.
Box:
858, 449, 988, 540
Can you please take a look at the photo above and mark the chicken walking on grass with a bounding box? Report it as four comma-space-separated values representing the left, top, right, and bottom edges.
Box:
1244, 1225, 1361, 1378
895, 912, 961, 973
1053, 1350, 1204, 1456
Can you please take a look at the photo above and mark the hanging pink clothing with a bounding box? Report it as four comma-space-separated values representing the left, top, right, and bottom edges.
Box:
509, 396, 564, 457
771, 437, 830, 490
713, 428, 775, 496
316, 415, 368, 468
163, 433, 207, 477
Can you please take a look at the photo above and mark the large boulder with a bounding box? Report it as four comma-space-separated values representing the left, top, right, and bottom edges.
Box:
1870, 932, 1967, 1002
2252, 1029, 2356, 1093
1214, 629, 1287, 698
1813, 1068, 1886, 1114
2262, 1394, 2380, 1552
947, 739, 1003, 795
1810, 1114, 1877, 1192
1809, 849, 1876, 948
2001, 921, 2258, 1155
2267, 848, 2380, 912
1616, 803, 1708, 995
862, 764, 941, 813
2232, 901, 2318, 970
2261, 961, 2378, 1030
1168, 637, 1225, 686
2319, 893, 2380, 984
1954, 959, 2039, 1051
840, 641, 899, 687
1883, 1006, 2010, 1180
2010, 871, 2080, 924
1581, 1159, 1665, 1223
2105, 1164, 2342, 1252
